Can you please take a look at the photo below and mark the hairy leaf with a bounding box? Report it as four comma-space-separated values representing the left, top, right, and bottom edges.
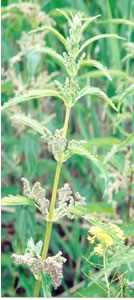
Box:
56, 8, 70, 21
1, 195, 35, 206
68, 203, 114, 217
29, 26, 66, 47
77, 87, 118, 111
27, 238, 43, 256
81, 15, 101, 33
12, 114, 50, 136
32, 47, 66, 69
79, 70, 134, 83
35, 241, 43, 255
79, 59, 112, 80
118, 84, 134, 109
68, 144, 109, 192
1, 89, 64, 110
79, 34, 125, 55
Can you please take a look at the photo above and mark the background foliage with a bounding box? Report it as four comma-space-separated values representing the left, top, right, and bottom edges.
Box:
1, 0, 134, 297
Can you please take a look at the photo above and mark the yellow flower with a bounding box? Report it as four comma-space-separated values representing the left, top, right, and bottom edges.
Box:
89, 225, 114, 247
94, 244, 103, 255
87, 223, 124, 251
87, 236, 94, 244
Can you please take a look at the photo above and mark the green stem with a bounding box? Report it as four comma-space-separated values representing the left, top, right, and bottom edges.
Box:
33, 105, 71, 297
103, 248, 110, 297
63, 105, 71, 137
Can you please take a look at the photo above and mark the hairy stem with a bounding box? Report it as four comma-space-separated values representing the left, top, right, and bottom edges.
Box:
33, 105, 70, 297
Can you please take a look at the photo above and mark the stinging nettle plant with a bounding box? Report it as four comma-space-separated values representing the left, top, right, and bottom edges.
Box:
2, 10, 127, 297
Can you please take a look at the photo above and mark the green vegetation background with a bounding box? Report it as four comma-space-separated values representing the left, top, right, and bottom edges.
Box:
1, 0, 134, 297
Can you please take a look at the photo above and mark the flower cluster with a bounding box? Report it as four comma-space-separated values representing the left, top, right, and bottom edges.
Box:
61, 13, 86, 78
63, 52, 86, 78
12, 253, 42, 275
12, 238, 66, 289
67, 13, 83, 57
21, 178, 49, 216
63, 53, 77, 78
42, 251, 66, 289
55, 78, 80, 107
55, 183, 86, 219
47, 129, 67, 162
87, 223, 125, 255
42, 129, 87, 162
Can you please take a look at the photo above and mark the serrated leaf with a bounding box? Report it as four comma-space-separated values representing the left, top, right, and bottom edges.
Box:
12, 114, 50, 136
77, 87, 118, 111
70, 137, 120, 151
27, 237, 36, 252
79, 70, 134, 83
118, 84, 134, 109
35, 241, 43, 255
56, 8, 70, 22
1, 89, 64, 111
68, 144, 109, 193
81, 15, 101, 33
32, 47, 66, 69
79, 34, 125, 55
1, 195, 35, 206
79, 59, 112, 81
27, 238, 43, 255
29, 26, 66, 48
68, 203, 114, 217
